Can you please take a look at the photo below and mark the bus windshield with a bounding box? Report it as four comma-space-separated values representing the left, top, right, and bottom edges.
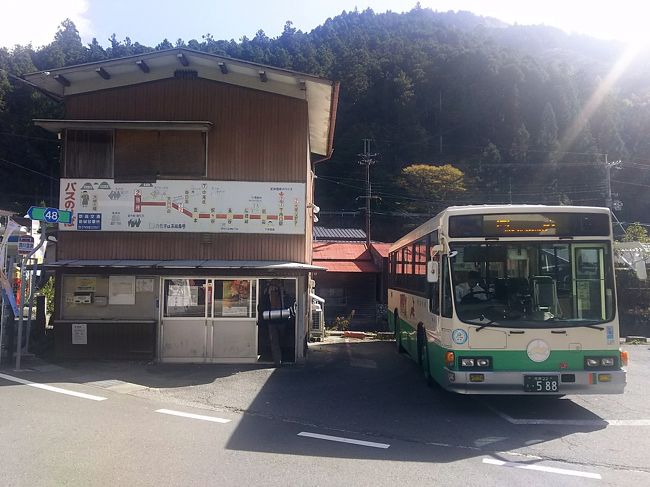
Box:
450, 242, 615, 328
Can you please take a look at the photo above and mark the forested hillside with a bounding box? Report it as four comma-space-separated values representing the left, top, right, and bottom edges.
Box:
2, 6, 650, 240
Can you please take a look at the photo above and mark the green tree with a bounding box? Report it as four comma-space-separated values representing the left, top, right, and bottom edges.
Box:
398, 164, 466, 212
622, 223, 650, 243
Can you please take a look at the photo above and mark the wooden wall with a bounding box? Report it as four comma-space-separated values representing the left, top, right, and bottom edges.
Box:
62, 77, 311, 263
65, 77, 310, 182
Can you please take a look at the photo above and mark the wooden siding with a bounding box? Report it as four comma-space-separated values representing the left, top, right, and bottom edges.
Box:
57, 232, 306, 262
65, 77, 309, 182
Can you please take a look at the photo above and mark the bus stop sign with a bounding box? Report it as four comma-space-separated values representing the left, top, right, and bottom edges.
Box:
27, 206, 73, 224
18, 235, 34, 255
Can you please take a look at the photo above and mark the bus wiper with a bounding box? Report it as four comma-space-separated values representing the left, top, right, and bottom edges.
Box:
577, 324, 605, 331
475, 315, 496, 332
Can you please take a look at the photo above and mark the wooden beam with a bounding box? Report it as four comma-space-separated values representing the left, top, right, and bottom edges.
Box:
177, 52, 189, 67
95, 67, 110, 80
54, 74, 70, 87
136, 60, 150, 73
218, 62, 228, 74
258, 70, 267, 82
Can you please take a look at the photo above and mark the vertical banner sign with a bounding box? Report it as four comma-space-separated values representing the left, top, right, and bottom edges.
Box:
0, 219, 21, 316
59, 179, 306, 234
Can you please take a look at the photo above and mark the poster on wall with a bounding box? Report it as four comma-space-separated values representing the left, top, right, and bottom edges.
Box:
59, 179, 306, 234
136, 278, 154, 293
76, 277, 97, 293
222, 280, 250, 317
109, 276, 136, 305
71, 323, 87, 345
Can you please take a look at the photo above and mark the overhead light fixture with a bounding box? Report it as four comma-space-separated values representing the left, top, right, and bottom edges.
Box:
258, 70, 267, 82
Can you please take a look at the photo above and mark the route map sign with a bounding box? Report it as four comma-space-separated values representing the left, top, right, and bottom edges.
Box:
59, 179, 306, 235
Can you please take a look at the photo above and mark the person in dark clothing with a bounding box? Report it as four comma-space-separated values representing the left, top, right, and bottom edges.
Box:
259, 280, 286, 366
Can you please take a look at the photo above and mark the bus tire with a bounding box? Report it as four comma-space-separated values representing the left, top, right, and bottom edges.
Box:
418, 328, 434, 387
394, 310, 404, 354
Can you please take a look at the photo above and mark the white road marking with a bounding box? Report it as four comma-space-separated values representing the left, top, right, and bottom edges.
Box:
155, 409, 231, 423
482, 400, 650, 426
298, 431, 390, 449
0, 372, 107, 401
483, 458, 601, 479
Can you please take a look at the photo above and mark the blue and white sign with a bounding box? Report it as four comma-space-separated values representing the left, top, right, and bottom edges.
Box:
606, 325, 615, 345
452, 328, 468, 345
77, 213, 102, 231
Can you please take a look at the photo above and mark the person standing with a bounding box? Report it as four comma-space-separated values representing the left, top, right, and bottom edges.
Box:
261, 280, 285, 367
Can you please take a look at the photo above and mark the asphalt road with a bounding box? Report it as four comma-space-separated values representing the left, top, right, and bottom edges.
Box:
1, 339, 649, 486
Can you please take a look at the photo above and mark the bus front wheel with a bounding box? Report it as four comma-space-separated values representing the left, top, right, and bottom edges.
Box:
394, 310, 404, 354
418, 329, 434, 386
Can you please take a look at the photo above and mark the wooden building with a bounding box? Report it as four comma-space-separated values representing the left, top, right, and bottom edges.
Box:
25, 49, 338, 363
312, 237, 390, 330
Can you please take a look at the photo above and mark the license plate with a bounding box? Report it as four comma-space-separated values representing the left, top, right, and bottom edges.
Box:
524, 375, 559, 393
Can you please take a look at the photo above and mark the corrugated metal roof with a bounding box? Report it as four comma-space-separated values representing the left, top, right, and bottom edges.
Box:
313, 227, 366, 241
46, 259, 325, 271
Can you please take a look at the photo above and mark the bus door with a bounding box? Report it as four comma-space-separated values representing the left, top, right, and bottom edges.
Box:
572, 245, 606, 320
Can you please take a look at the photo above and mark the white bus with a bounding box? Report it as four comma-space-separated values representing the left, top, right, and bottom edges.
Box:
388, 205, 627, 394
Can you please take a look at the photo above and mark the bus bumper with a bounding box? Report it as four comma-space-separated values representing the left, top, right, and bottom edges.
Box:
441, 368, 627, 395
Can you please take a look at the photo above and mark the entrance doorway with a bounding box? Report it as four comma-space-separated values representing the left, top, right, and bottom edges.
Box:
257, 278, 297, 364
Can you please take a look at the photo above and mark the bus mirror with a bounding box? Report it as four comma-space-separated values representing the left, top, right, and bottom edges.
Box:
427, 261, 439, 283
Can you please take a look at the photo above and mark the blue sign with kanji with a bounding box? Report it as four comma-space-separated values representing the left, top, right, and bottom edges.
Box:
77, 213, 102, 231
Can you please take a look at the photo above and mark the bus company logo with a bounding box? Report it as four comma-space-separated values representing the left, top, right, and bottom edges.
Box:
452, 328, 468, 345
527, 339, 551, 363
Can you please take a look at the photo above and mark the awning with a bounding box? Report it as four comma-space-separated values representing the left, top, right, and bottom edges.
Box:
314, 260, 380, 273
34, 119, 213, 132
47, 259, 326, 271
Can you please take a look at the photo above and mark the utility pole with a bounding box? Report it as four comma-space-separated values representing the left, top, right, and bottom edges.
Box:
604, 154, 622, 210
358, 139, 378, 246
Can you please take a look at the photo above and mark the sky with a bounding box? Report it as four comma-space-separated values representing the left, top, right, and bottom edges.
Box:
1, 0, 649, 49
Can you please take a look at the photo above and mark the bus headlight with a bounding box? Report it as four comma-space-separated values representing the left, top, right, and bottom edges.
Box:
585, 356, 617, 369
461, 358, 475, 367
458, 356, 492, 370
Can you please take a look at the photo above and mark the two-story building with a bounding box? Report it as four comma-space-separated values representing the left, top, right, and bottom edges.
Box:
24, 48, 338, 364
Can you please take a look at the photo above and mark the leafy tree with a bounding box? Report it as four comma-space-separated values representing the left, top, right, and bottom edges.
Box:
398, 164, 466, 213
622, 223, 650, 243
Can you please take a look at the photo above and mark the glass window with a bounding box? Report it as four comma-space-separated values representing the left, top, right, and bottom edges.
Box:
448, 242, 615, 328
441, 257, 453, 318
212, 279, 256, 318
163, 279, 207, 317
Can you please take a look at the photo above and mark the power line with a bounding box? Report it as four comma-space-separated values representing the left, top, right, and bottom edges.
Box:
0, 157, 58, 181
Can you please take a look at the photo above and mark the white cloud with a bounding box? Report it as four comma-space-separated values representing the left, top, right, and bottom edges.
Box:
0, 0, 93, 49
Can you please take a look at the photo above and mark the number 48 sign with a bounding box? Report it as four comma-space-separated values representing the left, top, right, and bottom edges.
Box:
27, 206, 73, 224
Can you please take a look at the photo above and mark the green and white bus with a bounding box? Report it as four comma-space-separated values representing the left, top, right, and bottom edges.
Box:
388, 205, 627, 394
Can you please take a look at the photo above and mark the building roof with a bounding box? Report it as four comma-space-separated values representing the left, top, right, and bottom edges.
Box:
370, 243, 391, 258
313, 227, 367, 241
46, 259, 325, 271
312, 241, 380, 273
23, 48, 339, 157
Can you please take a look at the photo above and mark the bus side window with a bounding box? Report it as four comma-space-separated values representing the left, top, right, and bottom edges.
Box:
441, 256, 453, 318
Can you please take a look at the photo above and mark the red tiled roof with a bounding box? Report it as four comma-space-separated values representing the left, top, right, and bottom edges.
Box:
318, 261, 380, 273
312, 241, 380, 273
370, 242, 391, 258
313, 241, 371, 260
